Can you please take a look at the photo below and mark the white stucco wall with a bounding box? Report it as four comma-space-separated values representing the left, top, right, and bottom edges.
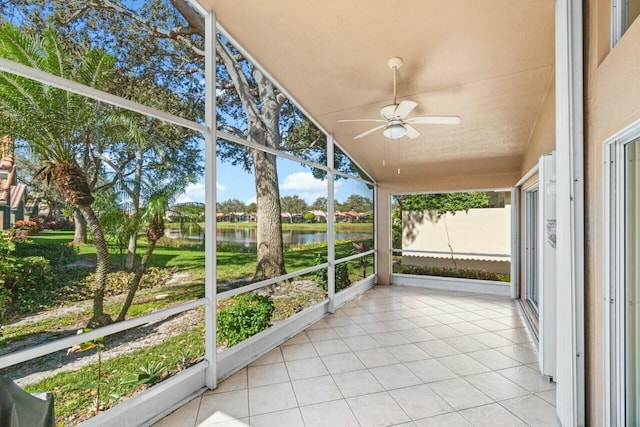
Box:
402, 207, 511, 261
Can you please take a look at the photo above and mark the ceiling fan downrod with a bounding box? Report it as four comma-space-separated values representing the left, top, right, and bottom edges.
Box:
387, 57, 403, 107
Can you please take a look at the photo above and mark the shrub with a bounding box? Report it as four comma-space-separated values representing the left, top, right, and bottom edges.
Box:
217, 293, 274, 347
156, 236, 203, 249
40, 218, 73, 230
7, 219, 42, 241
9, 220, 41, 238
335, 263, 351, 291
0, 255, 53, 317
15, 240, 78, 267
396, 264, 510, 282
314, 255, 351, 292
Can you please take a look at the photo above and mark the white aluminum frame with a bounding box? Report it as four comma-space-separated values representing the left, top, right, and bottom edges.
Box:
611, 0, 633, 47
539, 152, 558, 379
204, 10, 217, 389
0, 298, 206, 369
555, 0, 585, 423
0, 4, 382, 425
511, 186, 520, 299
327, 135, 336, 312
524, 184, 540, 317
0, 58, 206, 134
390, 248, 510, 259
603, 119, 640, 427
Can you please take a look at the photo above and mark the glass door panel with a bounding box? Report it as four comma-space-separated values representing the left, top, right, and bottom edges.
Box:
625, 138, 640, 425
525, 187, 539, 316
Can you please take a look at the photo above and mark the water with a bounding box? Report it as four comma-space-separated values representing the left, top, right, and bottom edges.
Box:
216, 227, 373, 248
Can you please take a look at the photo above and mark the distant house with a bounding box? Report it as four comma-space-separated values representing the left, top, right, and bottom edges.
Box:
0, 137, 27, 230
308, 210, 327, 223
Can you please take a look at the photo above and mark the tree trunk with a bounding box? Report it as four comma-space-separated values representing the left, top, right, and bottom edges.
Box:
78, 204, 113, 327
73, 208, 87, 243
125, 150, 143, 271
117, 239, 156, 322
252, 149, 286, 281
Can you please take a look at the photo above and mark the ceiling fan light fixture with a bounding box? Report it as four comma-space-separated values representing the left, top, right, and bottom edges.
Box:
383, 122, 406, 139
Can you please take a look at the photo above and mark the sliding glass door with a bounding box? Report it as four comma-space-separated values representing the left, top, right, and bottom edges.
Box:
625, 139, 640, 425
525, 187, 539, 317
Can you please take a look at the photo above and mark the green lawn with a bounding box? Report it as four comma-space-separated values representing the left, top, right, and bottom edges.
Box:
4, 228, 375, 426
30, 230, 372, 283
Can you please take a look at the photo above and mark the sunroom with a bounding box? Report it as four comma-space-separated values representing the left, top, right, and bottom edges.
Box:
0, 0, 586, 426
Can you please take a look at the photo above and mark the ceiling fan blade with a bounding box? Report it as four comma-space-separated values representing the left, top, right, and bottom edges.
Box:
394, 100, 418, 119
380, 104, 397, 120
354, 124, 387, 139
338, 119, 387, 123
405, 124, 421, 139
405, 115, 461, 125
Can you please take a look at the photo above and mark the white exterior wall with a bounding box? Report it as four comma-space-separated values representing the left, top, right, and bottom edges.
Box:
402, 207, 512, 261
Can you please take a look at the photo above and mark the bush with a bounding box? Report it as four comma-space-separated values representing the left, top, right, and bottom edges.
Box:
0, 255, 53, 318
217, 293, 274, 347
7, 220, 42, 241
314, 255, 351, 292
396, 264, 509, 282
15, 240, 78, 267
335, 263, 351, 291
40, 218, 73, 230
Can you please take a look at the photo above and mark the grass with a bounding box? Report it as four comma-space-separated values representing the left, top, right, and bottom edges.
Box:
8, 229, 373, 425
24, 326, 205, 426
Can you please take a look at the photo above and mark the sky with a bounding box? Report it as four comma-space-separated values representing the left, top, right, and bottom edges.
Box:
175, 155, 372, 206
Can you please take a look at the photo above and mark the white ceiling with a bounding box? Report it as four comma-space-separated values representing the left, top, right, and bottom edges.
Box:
204, 0, 555, 186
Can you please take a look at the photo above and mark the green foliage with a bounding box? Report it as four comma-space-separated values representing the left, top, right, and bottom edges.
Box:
280, 195, 308, 214
304, 212, 315, 222
335, 263, 351, 291
0, 233, 56, 319
15, 240, 78, 267
396, 264, 510, 282
339, 194, 373, 213
8, 220, 42, 240
93, 191, 137, 259
217, 293, 274, 347
219, 198, 247, 214
314, 254, 351, 292
25, 327, 204, 425
397, 192, 489, 215
81, 267, 175, 297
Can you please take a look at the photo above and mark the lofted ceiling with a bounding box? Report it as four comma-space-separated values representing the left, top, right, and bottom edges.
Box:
203, 0, 555, 186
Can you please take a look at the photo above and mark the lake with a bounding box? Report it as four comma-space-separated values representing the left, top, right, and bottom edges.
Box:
166, 227, 373, 248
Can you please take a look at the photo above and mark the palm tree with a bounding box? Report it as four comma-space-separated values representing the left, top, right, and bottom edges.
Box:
116, 192, 168, 322
0, 23, 116, 326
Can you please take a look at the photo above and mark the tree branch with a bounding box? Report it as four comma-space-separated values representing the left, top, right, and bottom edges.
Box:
86, 0, 205, 57
217, 124, 245, 137
216, 37, 261, 120
169, 0, 204, 34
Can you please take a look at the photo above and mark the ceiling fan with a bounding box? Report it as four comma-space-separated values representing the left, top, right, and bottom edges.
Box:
339, 57, 461, 139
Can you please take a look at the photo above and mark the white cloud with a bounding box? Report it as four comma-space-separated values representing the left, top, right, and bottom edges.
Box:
245, 196, 256, 205
175, 194, 194, 204
280, 172, 341, 204
280, 172, 326, 192
175, 181, 225, 204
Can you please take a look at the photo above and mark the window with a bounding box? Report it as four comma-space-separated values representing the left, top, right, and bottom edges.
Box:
612, 0, 640, 45
605, 131, 640, 426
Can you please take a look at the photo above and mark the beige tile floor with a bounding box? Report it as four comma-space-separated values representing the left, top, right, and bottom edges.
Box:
154, 286, 559, 427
